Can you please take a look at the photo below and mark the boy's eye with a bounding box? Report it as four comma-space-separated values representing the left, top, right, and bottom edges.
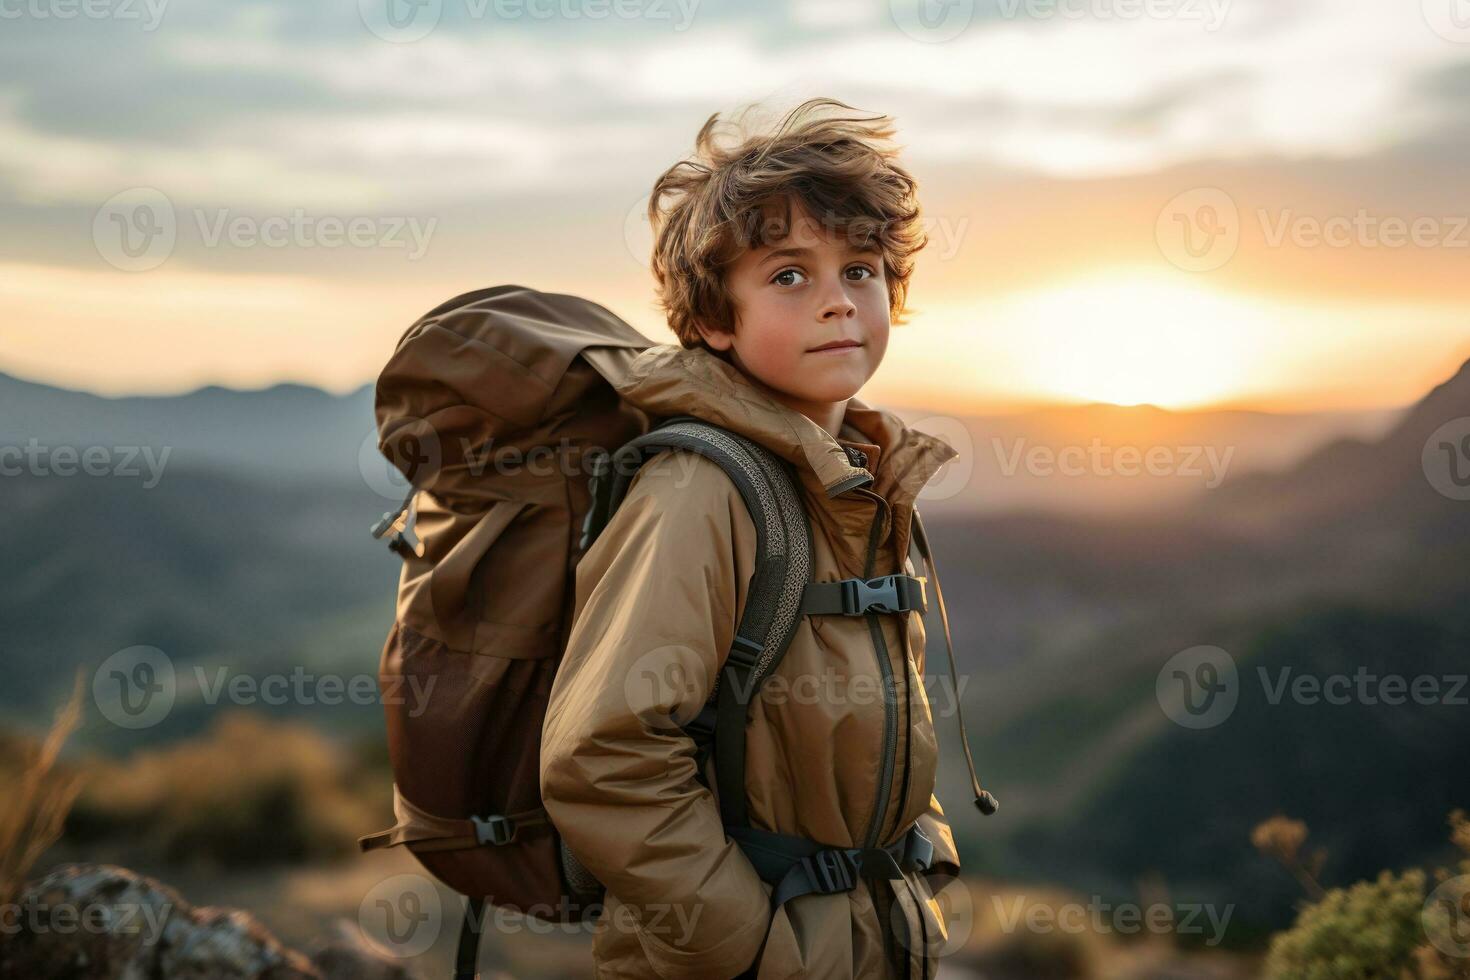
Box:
771, 264, 876, 287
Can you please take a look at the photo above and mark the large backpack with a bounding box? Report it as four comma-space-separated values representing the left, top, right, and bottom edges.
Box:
358, 285, 995, 979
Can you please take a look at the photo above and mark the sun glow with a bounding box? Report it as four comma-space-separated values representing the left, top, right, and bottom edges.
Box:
991, 272, 1278, 409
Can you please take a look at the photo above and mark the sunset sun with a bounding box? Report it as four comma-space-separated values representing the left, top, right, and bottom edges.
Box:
1000, 272, 1269, 409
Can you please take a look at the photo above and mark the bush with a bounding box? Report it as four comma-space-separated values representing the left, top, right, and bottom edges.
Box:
1259, 812, 1470, 980
66, 710, 385, 867
1264, 869, 1427, 980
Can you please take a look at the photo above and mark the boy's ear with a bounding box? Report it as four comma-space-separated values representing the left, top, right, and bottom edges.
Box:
695, 317, 735, 352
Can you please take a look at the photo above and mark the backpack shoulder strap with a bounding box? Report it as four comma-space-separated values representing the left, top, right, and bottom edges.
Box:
598, 415, 812, 829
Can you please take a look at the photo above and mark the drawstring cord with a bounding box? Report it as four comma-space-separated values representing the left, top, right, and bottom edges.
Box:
911, 509, 999, 817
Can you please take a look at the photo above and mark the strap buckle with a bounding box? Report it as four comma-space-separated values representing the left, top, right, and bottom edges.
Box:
843, 574, 925, 615
803, 848, 859, 894
371, 486, 422, 559
727, 634, 763, 669
471, 814, 517, 846
899, 824, 935, 873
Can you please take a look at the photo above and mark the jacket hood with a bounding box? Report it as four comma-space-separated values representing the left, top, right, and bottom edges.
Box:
611, 344, 960, 515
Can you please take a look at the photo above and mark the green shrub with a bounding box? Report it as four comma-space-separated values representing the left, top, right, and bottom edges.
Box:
1259, 811, 1470, 980
1264, 869, 1427, 980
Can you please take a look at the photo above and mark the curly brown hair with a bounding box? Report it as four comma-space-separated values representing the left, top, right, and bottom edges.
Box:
647, 97, 928, 351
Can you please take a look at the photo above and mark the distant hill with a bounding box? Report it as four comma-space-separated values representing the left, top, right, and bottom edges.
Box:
0, 370, 377, 485
1204, 357, 1470, 533
925, 356, 1470, 934
0, 464, 398, 744
1001, 602, 1470, 938
1, 366, 1402, 516
900, 400, 1403, 517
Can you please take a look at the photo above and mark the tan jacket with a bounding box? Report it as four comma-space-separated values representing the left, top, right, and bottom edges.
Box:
539, 343, 963, 979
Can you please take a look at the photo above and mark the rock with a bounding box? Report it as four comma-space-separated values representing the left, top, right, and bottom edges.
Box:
0, 863, 416, 980
306, 919, 420, 980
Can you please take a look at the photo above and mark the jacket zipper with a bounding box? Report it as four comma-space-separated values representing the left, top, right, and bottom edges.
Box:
856, 484, 920, 980
840, 447, 918, 979
857, 488, 897, 850
837, 445, 900, 851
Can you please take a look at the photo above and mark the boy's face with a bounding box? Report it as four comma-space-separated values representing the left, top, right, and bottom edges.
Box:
696, 203, 890, 420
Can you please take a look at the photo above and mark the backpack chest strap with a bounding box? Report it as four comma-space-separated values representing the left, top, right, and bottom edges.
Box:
799, 574, 927, 617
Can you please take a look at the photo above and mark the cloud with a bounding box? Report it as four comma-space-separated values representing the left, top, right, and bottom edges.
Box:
0, 0, 1466, 208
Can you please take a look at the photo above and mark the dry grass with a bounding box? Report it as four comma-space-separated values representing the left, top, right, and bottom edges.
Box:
0, 670, 86, 907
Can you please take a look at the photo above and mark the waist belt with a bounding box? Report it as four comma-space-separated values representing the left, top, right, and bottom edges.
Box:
726, 820, 935, 910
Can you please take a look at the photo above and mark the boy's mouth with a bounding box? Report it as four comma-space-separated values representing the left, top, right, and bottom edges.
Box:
807, 339, 863, 354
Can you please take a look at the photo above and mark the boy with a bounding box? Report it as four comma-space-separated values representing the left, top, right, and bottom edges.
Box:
539, 98, 963, 979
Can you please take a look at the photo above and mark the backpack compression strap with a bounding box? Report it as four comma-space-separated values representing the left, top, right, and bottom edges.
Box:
598, 416, 813, 830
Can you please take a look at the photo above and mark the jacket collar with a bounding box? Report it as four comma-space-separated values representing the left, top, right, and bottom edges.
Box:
611, 344, 959, 517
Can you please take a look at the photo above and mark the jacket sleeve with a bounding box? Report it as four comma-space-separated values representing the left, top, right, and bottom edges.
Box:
540, 448, 771, 979
904, 548, 963, 891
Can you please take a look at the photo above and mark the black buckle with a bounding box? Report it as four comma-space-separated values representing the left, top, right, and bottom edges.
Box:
842, 575, 921, 615
472, 814, 516, 846
727, 634, 763, 669
804, 848, 858, 894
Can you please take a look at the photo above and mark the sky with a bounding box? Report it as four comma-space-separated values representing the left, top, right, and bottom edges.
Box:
2, 0, 1469, 413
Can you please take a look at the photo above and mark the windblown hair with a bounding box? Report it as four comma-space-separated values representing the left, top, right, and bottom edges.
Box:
647, 97, 928, 350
